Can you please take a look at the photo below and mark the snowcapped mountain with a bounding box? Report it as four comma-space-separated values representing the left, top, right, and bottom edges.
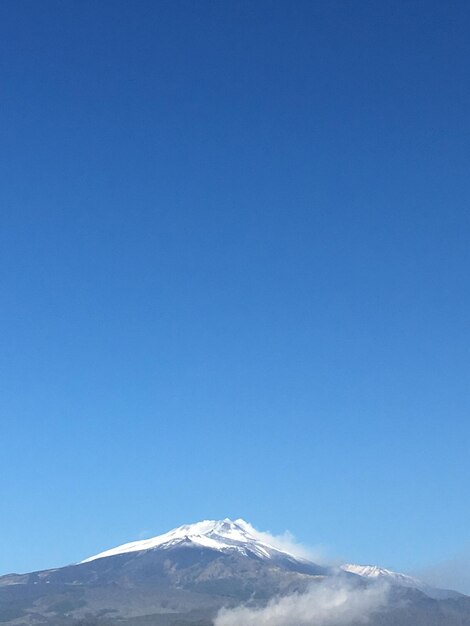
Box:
0, 518, 467, 625
341, 563, 462, 600
82, 518, 302, 563
341, 563, 424, 586
0, 518, 327, 625
82, 519, 461, 600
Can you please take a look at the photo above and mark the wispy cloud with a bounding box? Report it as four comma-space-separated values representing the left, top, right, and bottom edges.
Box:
239, 520, 329, 563
215, 579, 390, 626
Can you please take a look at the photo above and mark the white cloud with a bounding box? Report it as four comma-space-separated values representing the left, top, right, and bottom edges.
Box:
239, 520, 328, 563
215, 579, 389, 626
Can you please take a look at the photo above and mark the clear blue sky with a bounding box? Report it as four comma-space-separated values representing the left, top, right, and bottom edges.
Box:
1, 0, 469, 585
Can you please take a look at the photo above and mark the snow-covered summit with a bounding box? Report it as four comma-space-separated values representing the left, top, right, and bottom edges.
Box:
341, 563, 422, 587
340, 563, 459, 599
81, 518, 299, 564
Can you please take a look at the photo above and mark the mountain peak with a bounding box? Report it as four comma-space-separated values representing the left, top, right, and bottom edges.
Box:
340, 563, 462, 600
81, 518, 293, 564
341, 563, 421, 585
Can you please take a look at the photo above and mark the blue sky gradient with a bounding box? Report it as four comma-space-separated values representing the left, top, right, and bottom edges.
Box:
1, 0, 469, 586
